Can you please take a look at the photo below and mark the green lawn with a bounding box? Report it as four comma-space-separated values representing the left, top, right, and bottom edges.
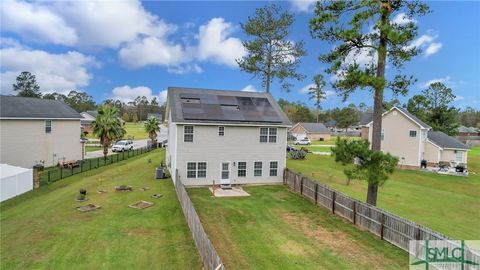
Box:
0, 149, 201, 270
287, 147, 480, 239
189, 186, 407, 270
85, 146, 103, 152
86, 122, 149, 140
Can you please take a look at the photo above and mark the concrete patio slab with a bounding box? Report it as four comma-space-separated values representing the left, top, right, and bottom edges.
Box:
208, 187, 250, 197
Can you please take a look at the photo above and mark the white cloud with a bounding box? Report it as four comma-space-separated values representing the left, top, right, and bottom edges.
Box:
391, 12, 416, 25
425, 42, 443, 56
0, 0, 77, 45
422, 76, 451, 88
241, 85, 258, 92
289, 0, 317, 12
0, 0, 175, 48
0, 44, 97, 94
196, 18, 246, 67
167, 64, 203, 75
110, 85, 167, 103
407, 33, 442, 57
119, 37, 185, 68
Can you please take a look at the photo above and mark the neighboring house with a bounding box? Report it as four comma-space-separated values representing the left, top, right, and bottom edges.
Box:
364, 106, 469, 169
289, 122, 331, 141
358, 112, 373, 139
325, 120, 337, 131
147, 113, 163, 122
80, 110, 97, 134
457, 126, 478, 137
0, 96, 83, 168
165, 87, 291, 186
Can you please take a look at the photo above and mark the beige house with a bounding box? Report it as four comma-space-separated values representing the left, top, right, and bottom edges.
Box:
166, 87, 291, 186
365, 106, 468, 168
289, 122, 331, 141
0, 96, 83, 168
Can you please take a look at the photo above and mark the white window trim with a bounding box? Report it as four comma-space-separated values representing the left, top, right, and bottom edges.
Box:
218, 126, 225, 136
237, 161, 247, 177
259, 127, 268, 143
45, 120, 52, 134
269, 160, 279, 177
253, 161, 263, 177
184, 125, 194, 142
268, 128, 277, 143
186, 161, 207, 179
409, 130, 417, 138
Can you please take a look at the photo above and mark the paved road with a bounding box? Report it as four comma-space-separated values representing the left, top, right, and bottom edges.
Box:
85, 125, 168, 159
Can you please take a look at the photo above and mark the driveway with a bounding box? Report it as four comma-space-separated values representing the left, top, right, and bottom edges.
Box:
85, 125, 168, 159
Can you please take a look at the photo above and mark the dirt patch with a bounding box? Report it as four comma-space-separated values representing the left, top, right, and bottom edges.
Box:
128, 201, 153, 209
123, 227, 156, 237
279, 211, 389, 268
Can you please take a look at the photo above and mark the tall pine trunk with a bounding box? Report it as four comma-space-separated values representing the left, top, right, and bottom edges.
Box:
367, 1, 390, 206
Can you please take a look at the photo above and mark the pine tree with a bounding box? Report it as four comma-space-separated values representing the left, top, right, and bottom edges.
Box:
310, 0, 430, 205
123, 112, 130, 123
307, 74, 327, 123
13, 71, 42, 98
132, 113, 139, 123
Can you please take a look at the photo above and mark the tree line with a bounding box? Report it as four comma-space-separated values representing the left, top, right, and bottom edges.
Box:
11, 71, 164, 122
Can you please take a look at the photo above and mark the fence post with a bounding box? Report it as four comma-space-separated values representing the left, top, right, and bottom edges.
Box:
380, 213, 385, 240
294, 175, 297, 192
415, 226, 421, 240
89, 159, 91, 170
332, 191, 336, 214
300, 177, 304, 195
97, 157, 100, 168
353, 201, 357, 225
48, 170, 51, 183
81, 162, 83, 173
71, 166, 74, 176
314, 183, 318, 205
60, 166, 63, 179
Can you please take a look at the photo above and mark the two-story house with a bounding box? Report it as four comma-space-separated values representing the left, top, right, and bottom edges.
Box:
0, 96, 83, 168
165, 87, 291, 186
365, 106, 468, 169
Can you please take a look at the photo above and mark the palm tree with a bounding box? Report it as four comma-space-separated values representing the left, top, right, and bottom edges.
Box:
144, 117, 161, 147
92, 105, 126, 161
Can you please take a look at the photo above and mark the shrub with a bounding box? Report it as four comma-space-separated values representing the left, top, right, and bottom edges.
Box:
79, 188, 87, 195
77, 194, 86, 201
289, 150, 306, 160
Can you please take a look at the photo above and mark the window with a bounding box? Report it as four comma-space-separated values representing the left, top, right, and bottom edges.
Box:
455, 151, 463, 162
218, 126, 225, 136
269, 161, 278, 176
187, 162, 207, 178
187, 162, 196, 178
254, 162, 262, 176
409, 130, 417, 137
238, 162, 246, 177
269, 128, 277, 143
260, 128, 268, 142
381, 129, 384, 141
198, 162, 207, 178
184, 125, 194, 142
45, 120, 52, 133
260, 127, 277, 143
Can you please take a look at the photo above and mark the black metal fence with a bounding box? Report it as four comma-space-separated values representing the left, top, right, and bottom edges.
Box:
39, 146, 154, 185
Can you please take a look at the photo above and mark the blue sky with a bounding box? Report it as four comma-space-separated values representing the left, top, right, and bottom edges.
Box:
1, 0, 479, 109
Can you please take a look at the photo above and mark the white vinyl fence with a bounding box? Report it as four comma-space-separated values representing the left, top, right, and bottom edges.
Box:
0, 164, 33, 202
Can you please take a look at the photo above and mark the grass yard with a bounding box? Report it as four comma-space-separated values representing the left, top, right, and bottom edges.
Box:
189, 186, 407, 269
0, 149, 201, 270
85, 146, 103, 152
86, 122, 149, 140
287, 147, 480, 239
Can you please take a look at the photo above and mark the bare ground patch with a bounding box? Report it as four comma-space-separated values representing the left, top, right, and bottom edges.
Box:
279, 211, 392, 269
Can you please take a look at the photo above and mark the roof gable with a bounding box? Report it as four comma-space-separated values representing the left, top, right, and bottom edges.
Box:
366, 106, 431, 129
297, 122, 330, 133
0, 96, 81, 119
167, 87, 291, 126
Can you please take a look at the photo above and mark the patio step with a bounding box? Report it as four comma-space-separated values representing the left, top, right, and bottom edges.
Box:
220, 184, 232, 190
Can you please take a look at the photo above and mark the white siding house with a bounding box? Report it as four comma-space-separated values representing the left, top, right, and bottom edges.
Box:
165, 87, 291, 186
0, 96, 83, 168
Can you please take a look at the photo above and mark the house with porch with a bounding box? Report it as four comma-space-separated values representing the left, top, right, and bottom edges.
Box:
364, 106, 468, 169
165, 87, 291, 186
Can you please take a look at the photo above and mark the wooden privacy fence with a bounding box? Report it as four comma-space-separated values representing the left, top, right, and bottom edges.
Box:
174, 173, 225, 270
283, 168, 480, 263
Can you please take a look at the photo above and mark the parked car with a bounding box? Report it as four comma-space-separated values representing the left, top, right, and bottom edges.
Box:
294, 138, 311, 145
112, 140, 134, 152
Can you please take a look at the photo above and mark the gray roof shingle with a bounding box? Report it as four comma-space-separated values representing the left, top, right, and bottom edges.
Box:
297, 122, 330, 133
358, 112, 373, 126
0, 96, 81, 119
167, 87, 291, 126
427, 131, 469, 150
